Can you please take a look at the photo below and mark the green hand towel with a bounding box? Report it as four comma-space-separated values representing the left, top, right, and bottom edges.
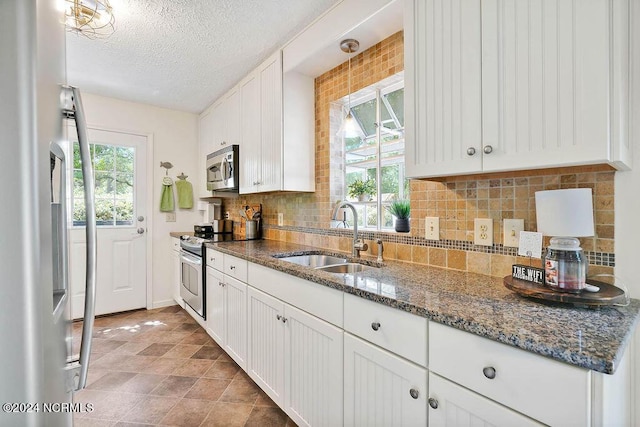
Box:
160, 177, 174, 212
175, 179, 193, 209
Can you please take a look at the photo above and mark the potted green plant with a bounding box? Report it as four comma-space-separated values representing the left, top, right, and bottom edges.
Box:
387, 199, 411, 232
347, 178, 376, 201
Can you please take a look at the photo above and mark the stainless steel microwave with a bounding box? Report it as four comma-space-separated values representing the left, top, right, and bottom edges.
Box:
206, 144, 239, 192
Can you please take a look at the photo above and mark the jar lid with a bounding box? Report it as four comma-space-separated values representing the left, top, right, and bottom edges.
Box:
548, 237, 583, 251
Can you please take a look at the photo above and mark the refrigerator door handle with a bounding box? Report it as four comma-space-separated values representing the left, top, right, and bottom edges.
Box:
62, 86, 97, 391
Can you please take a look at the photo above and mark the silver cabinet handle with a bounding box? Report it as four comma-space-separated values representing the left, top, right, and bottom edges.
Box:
483, 145, 493, 154
229, 265, 236, 270
371, 322, 381, 331
483, 366, 496, 379
428, 398, 438, 409
466, 147, 476, 156
221, 141, 227, 146
282, 317, 288, 323
409, 389, 419, 399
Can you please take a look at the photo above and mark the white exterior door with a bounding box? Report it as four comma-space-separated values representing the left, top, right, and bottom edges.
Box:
67, 126, 148, 318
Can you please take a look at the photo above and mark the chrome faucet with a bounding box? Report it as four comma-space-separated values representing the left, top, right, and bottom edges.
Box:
331, 201, 368, 257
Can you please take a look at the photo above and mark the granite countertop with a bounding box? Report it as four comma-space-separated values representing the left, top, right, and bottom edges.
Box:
204, 239, 640, 374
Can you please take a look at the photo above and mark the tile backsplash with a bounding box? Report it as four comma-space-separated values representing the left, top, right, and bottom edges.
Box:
221, 31, 615, 279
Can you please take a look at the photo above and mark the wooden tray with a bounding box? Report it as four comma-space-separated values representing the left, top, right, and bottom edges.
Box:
504, 276, 627, 306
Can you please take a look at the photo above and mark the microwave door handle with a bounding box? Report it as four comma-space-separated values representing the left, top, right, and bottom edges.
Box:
222, 156, 230, 183
62, 86, 97, 391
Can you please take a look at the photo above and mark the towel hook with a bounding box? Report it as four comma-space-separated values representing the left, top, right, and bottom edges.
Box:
160, 161, 173, 176
177, 172, 188, 180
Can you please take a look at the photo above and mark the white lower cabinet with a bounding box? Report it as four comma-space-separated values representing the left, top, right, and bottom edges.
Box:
247, 287, 343, 427
344, 333, 427, 427
205, 266, 247, 370
428, 373, 541, 427
170, 238, 182, 307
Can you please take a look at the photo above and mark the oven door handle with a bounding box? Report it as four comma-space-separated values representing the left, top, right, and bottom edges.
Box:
180, 250, 202, 266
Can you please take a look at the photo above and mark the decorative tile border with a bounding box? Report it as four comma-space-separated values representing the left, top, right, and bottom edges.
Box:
263, 224, 615, 268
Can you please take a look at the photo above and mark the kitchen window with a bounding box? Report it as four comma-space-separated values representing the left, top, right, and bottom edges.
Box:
336, 73, 407, 230
72, 142, 135, 227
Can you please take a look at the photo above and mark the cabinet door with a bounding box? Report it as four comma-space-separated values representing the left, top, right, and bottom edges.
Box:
223, 275, 247, 370
205, 266, 224, 346
198, 109, 215, 197
257, 51, 283, 192
247, 287, 285, 406
284, 304, 343, 427
344, 334, 427, 427
170, 247, 182, 306
429, 373, 542, 427
226, 88, 241, 147
211, 101, 226, 149
481, 0, 612, 171
404, 0, 483, 178
239, 73, 261, 194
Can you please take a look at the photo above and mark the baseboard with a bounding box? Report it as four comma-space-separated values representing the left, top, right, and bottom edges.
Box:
151, 299, 177, 309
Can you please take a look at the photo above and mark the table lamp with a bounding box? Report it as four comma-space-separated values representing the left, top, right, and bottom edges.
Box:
535, 188, 595, 292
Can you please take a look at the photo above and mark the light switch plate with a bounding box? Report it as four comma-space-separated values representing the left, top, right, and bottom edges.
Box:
474, 218, 493, 246
425, 217, 439, 240
277, 213, 284, 226
503, 219, 524, 247
166, 212, 176, 222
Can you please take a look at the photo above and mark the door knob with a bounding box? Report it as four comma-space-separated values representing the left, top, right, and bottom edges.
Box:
136, 227, 145, 234
137, 215, 145, 222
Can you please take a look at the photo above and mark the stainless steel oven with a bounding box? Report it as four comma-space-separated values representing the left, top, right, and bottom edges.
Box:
206, 144, 239, 192
180, 240, 205, 319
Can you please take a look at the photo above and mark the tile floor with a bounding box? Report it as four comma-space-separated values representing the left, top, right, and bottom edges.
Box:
72, 306, 296, 427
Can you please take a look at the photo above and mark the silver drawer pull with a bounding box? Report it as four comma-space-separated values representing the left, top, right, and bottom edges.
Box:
483, 366, 496, 379
276, 315, 282, 321
483, 145, 493, 154
282, 317, 288, 323
466, 147, 476, 156
428, 398, 438, 409
371, 322, 381, 331
409, 389, 419, 399
229, 265, 236, 270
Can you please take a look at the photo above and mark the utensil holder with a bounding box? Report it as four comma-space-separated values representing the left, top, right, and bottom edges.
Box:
246, 219, 260, 240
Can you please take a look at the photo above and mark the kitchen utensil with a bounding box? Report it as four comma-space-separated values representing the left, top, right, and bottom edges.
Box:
239, 209, 248, 220
245, 206, 254, 219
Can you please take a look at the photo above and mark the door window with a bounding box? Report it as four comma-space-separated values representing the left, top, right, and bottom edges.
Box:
72, 142, 135, 227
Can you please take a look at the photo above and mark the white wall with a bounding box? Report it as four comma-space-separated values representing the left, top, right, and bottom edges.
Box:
80, 93, 200, 308
614, 0, 640, 424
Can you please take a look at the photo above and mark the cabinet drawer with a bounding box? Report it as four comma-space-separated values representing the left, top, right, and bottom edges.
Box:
429, 322, 590, 427
171, 237, 180, 252
344, 293, 427, 367
224, 254, 248, 282
205, 248, 224, 271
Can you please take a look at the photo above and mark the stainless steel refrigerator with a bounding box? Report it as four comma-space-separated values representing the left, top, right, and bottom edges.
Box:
1, 0, 97, 425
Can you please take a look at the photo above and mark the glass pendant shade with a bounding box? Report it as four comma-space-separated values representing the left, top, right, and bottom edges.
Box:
337, 111, 365, 139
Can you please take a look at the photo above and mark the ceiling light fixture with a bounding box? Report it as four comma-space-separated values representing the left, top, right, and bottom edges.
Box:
336, 39, 365, 139
64, 0, 115, 39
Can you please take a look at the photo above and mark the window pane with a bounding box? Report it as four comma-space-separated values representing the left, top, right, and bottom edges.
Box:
350, 99, 377, 136
73, 170, 84, 198
384, 88, 404, 126
115, 173, 134, 197
95, 171, 114, 194
115, 199, 134, 225
73, 198, 86, 226
95, 198, 115, 225
93, 144, 115, 171
116, 147, 134, 173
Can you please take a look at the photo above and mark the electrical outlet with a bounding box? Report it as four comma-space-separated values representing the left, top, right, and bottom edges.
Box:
224, 211, 230, 219
474, 218, 493, 246
166, 212, 176, 222
503, 219, 524, 248
425, 217, 440, 240
277, 213, 284, 226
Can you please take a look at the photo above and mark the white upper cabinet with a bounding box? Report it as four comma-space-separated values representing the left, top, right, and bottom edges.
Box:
197, 107, 215, 197
405, 0, 632, 178
239, 73, 260, 194
404, 0, 483, 177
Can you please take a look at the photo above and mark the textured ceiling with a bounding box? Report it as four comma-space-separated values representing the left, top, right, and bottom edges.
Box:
66, 0, 339, 113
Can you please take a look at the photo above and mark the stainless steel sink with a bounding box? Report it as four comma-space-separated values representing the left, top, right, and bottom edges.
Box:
316, 263, 370, 274
276, 254, 349, 268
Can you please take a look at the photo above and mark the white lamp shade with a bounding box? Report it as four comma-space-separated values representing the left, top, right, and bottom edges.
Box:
535, 189, 595, 237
